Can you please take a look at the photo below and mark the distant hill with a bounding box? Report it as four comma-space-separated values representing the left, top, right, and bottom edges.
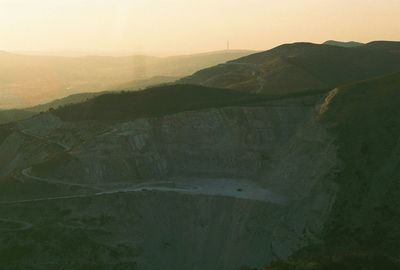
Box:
154, 50, 256, 77
323, 40, 364, 47
0, 50, 253, 109
51, 84, 257, 121
180, 41, 400, 95
361, 41, 400, 55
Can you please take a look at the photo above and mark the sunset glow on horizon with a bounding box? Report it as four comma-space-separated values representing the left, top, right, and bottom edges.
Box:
0, 0, 399, 56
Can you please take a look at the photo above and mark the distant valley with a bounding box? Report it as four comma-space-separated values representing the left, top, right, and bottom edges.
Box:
0, 50, 254, 110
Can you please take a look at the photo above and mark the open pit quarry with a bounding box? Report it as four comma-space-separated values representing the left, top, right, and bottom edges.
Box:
0, 91, 342, 269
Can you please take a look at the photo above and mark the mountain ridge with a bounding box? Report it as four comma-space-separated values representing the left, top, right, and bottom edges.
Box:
180, 41, 400, 95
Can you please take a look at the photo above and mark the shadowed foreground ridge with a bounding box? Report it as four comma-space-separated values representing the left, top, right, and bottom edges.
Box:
320, 73, 400, 254
262, 253, 400, 270
251, 73, 400, 270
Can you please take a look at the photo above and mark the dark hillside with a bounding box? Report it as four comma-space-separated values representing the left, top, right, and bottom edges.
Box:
361, 41, 400, 54
51, 84, 257, 121
242, 73, 400, 270
181, 42, 400, 95
263, 253, 400, 270
319, 73, 400, 254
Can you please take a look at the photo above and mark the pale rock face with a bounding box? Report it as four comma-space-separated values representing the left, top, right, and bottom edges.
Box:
32, 104, 329, 185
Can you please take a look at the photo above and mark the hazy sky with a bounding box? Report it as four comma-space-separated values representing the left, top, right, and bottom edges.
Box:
0, 0, 399, 55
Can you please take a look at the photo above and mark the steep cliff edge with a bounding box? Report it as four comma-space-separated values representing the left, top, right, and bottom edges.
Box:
262, 73, 400, 269
319, 73, 400, 255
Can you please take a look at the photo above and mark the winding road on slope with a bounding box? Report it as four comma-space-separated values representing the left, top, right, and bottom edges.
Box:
7, 125, 287, 206
21, 167, 102, 191
226, 62, 266, 93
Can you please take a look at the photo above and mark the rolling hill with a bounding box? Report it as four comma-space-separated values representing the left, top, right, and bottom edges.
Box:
361, 41, 400, 55
180, 41, 400, 95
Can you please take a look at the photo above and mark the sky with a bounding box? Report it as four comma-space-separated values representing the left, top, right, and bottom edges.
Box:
0, 0, 399, 55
